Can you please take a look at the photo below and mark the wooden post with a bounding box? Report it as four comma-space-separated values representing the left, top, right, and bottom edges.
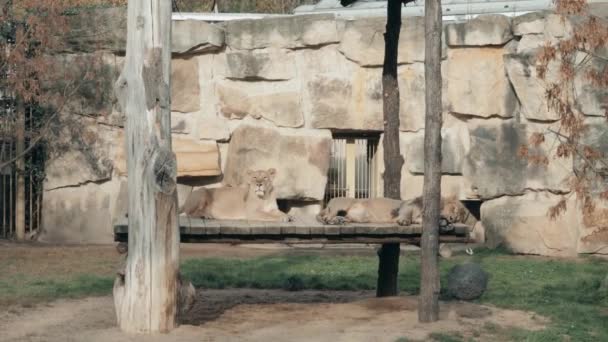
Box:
14, 100, 25, 241
112, 0, 180, 333
419, 0, 443, 323
377, 0, 405, 298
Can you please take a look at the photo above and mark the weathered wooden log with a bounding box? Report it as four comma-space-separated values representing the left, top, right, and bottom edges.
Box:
112, 0, 181, 333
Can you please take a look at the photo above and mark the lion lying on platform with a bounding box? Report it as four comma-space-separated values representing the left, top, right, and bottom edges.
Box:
179, 168, 292, 222
317, 197, 403, 224
317, 196, 468, 226
395, 196, 469, 226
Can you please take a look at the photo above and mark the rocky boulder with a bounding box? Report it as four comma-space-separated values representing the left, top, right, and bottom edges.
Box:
447, 263, 489, 300
223, 14, 342, 50
338, 16, 431, 66
171, 58, 201, 113
223, 125, 331, 200
463, 122, 571, 199
172, 20, 224, 55
223, 48, 296, 80
308, 71, 383, 131
217, 80, 304, 128
404, 125, 469, 175
446, 47, 518, 118
446, 14, 513, 47
40, 178, 121, 244
481, 192, 579, 257
115, 135, 221, 178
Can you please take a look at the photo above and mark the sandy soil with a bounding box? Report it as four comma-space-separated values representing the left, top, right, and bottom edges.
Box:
0, 289, 547, 342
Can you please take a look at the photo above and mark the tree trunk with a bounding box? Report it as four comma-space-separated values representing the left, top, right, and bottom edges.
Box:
377, 0, 404, 298
419, 0, 443, 323
112, 0, 180, 333
14, 100, 25, 241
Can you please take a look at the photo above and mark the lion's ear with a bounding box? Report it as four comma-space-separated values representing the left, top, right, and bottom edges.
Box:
268, 168, 277, 179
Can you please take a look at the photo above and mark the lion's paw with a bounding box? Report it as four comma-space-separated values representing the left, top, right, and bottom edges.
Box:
328, 216, 347, 225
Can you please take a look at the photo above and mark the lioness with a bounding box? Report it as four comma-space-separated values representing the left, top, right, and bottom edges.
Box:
395, 196, 469, 226
316, 197, 403, 224
179, 168, 292, 222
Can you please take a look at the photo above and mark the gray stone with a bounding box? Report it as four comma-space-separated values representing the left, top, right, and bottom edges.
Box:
223, 125, 331, 200
481, 192, 579, 257
196, 112, 231, 141
463, 122, 571, 199
504, 53, 560, 121
446, 47, 518, 118
574, 122, 608, 196
512, 12, 547, 36
224, 49, 296, 80
338, 16, 431, 66
171, 112, 193, 134
405, 125, 468, 175
446, 14, 513, 47
308, 72, 383, 130
172, 20, 224, 54
171, 58, 201, 113
223, 14, 342, 50
447, 263, 489, 300
398, 63, 426, 132
574, 52, 608, 117
217, 80, 304, 128
45, 122, 119, 190
40, 178, 121, 244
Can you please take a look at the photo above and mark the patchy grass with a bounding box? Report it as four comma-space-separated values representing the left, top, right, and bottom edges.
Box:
1, 245, 606, 341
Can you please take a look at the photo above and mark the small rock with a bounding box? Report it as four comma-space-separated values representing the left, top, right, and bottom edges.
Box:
447, 263, 489, 300
439, 244, 453, 259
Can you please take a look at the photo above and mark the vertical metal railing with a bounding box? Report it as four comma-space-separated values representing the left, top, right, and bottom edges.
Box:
324, 136, 380, 205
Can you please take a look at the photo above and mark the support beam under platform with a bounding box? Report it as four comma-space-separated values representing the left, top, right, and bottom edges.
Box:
113, 217, 473, 244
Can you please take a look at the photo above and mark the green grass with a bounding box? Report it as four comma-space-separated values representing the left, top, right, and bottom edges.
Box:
1, 248, 606, 341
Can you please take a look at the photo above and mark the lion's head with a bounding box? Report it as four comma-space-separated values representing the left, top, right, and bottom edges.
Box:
246, 168, 277, 198
441, 197, 469, 223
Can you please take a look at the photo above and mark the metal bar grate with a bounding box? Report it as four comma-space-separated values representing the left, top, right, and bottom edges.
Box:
324, 136, 380, 205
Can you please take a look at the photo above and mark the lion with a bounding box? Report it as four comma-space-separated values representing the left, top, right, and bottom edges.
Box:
179, 168, 292, 222
316, 197, 403, 224
395, 196, 469, 226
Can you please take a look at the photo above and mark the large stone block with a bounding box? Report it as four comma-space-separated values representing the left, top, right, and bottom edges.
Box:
308, 71, 383, 130
45, 122, 119, 190
446, 14, 513, 47
398, 63, 426, 132
504, 53, 561, 121
171, 58, 201, 113
40, 178, 121, 244
446, 48, 518, 118
172, 20, 224, 54
403, 125, 469, 175
338, 16, 429, 66
223, 14, 342, 50
512, 12, 546, 36
481, 192, 579, 257
578, 206, 608, 255
196, 112, 231, 141
574, 52, 608, 117
217, 80, 304, 128
223, 125, 331, 200
115, 136, 221, 177
223, 48, 296, 80
463, 122, 571, 199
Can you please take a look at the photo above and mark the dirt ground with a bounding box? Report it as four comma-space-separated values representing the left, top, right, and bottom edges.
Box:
0, 243, 548, 341
0, 289, 547, 342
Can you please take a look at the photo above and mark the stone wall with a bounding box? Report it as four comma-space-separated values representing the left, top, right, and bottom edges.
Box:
38, 9, 608, 256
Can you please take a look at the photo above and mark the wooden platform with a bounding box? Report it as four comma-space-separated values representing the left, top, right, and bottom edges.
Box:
113, 217, 472, 244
